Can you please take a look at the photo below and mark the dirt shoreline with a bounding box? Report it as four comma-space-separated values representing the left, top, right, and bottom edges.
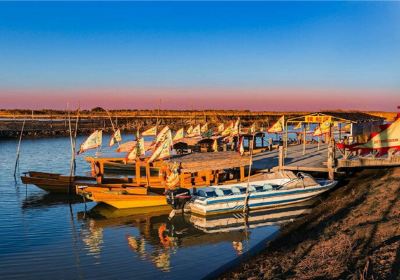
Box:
221, 168, 400, 279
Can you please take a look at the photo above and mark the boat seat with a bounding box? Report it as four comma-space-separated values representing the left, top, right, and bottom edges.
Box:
239, 187, 247, 194
222, 189, 233, 196
215, 189, 225, 196
263, 184, 274, 191
197, 190, 217, 198
231, 187, 241, 195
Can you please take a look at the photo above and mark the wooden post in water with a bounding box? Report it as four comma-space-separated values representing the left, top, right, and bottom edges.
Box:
13, 119, 26, 179
284, 116, 288, 158
302, 124, 306, 155
327, 139, 335, 180
67, 107, 75, 195
243, 133, 255, 213
136, 160, 141, 185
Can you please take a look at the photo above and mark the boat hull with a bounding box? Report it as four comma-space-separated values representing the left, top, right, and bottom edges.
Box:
86, 192, 168, 209
189, 181, 337, 216
21, 172, 137, 194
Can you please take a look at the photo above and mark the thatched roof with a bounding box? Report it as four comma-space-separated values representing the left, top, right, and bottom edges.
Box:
174, 136, 202, 146
165, 151, 250, 172
116, 140, 153, 153
318, 111, 384, 123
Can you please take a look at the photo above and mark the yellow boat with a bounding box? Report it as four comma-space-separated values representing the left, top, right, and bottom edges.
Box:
77, 186, 168, 209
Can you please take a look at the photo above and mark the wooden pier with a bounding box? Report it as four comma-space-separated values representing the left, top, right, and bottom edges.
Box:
252, 143, 400, 178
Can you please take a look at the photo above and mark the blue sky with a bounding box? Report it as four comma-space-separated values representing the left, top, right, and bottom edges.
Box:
0, 2, 399, 110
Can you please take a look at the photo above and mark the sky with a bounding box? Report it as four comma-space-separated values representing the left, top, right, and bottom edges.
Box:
0, 1, 399, 111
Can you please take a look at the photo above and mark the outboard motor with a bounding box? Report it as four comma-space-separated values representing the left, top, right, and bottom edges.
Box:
165, 188, 191, 210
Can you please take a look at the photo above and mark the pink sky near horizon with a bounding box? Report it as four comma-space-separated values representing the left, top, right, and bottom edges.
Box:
0, 87, 398, 112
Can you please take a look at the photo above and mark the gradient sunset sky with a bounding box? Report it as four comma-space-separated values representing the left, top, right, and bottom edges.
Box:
0, 2, 399, 111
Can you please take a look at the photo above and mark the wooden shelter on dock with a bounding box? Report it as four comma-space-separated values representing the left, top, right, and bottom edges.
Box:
88, 151, 251, 190
286, 111, 384, 143
162, 151, 250, 188
173, 136, 223, 153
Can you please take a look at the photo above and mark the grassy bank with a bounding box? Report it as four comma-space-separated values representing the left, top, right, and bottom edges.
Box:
221, 168, 400, 279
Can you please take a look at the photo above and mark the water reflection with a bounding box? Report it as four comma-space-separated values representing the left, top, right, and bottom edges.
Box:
21, 193, 84, 209
80, 219, 104, 261
77, 200, 316, 272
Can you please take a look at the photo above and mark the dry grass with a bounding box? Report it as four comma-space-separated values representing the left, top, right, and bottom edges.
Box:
221, 168, 400, 280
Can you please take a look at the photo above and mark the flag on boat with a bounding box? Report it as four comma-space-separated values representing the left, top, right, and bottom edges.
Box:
186, 125, 193, 136
142, 126, 157, 136
191, 124, 201, 137
239, 136, 245, 156
148, 135, 172, 163
166, 162, 180, 189
137, 135, 145, 156
231, 118, 240, 136
173, 128, 184, 142
250, 123, 256, 134
268, 116, 284, 133
156, 126, 173, 145
313, 120, 331, 136
109, 129, 122, 147
356, 118, 400, 151
294, 122, 302, 130
201, 123, 208, 133
217, 123, 224, 133
126, 146, 138, 161
78, 130, 102, 154
212, 138, 218, 152
221, 122, 234, 137
342, 123, 351, 132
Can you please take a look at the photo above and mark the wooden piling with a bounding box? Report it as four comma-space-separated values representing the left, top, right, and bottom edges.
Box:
278, 145, 284, 171
302, 124, 306, 155
327, 139, 335, 180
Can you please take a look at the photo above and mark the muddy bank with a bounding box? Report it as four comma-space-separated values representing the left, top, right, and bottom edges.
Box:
221, 168, 400, 279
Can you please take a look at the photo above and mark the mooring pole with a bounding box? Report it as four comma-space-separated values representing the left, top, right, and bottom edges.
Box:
13, 119, 26, 179
243, 131, 255, 214
327, 138, 335, 180
302, 124, 306, 155
68, 107, 74, 195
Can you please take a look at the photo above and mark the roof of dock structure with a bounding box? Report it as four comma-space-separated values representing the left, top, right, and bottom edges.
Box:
165, 151, 250, 172
287, 111, 385, 124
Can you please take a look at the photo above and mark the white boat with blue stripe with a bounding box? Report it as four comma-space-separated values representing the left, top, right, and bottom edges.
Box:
188, 173, 337, 216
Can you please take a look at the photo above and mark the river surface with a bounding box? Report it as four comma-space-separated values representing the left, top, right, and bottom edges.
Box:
0, 135, 314, 279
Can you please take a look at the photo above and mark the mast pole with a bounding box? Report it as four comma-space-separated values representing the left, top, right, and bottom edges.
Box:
105, 109, 119, 147
67, 104, 74, 195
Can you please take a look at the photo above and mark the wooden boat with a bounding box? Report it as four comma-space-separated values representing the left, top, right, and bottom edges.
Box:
167, 173, 337, 216
76, 185, 168, 209
21, 171, 137, 194
77, 151, 252, 209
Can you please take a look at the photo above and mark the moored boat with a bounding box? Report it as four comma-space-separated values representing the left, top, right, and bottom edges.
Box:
167, 173, 337, 216
76, 185, 168, 209
21, 171, 137, 194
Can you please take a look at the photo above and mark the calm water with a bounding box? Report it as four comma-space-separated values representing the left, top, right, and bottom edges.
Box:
0, 135, 312, 279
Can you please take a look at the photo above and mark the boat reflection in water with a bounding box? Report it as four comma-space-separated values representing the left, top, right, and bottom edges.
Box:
78, 199, 317, 272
